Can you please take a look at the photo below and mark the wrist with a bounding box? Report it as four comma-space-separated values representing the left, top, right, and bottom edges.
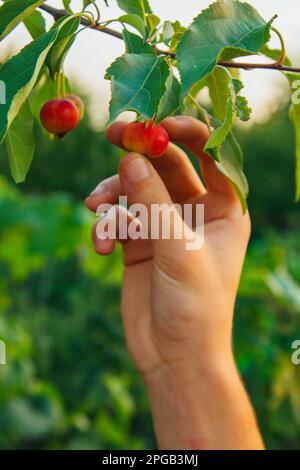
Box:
143, 355, 263, 450
143, 348, 236, 394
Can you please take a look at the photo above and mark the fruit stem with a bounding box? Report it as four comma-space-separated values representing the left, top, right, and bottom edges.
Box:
61, 72, 66, 98
92, 1, 101, 24
271, 26, 286, 66
56, 72, 62, 98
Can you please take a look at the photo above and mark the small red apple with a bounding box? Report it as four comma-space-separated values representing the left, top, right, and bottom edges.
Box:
122, 120, 169, 159
40, 98, 80, 137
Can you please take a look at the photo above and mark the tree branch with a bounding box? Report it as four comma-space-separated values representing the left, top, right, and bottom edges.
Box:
39, 3, 300, 74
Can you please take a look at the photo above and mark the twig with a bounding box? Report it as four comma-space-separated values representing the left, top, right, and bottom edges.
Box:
39, 3, 300, 74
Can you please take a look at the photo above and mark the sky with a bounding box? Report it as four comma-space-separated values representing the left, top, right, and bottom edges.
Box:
1, 0, 300, 128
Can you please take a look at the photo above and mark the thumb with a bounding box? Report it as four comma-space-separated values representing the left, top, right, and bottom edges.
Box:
119, 153, 194, 260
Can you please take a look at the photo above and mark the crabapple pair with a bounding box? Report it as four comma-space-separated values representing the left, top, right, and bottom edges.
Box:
40, 97, 169, 158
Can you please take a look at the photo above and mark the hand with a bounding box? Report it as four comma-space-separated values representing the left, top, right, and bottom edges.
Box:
85, 116, 263, 450
86, 115, 250, 374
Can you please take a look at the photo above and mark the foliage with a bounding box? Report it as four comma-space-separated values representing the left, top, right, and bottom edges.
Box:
0, 0, 300, 208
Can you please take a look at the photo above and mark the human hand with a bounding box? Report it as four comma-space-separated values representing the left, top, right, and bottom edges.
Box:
86, 116, 250, 375
85, 116, 263, 450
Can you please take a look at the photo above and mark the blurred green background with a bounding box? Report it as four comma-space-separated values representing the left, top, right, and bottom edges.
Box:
0, 94, 300, 450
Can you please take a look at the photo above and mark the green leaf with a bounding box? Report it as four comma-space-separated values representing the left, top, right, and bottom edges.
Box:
63, 0, 72, 12
156, 72, 181, 122
161, 21, 174, 46
217, 132, 249, 211
169, 21, 186, 53
117, 0, 152, 17
177, 0, 274, 97
204, 66, 252, 123
235, 95, 251, 122
23, 10, 46, 39
105, 53, 169, 122
46, 17, 80, 77
146, 14, 160, 34
0, 0, 45, 41
0, 28, 59, 143
205, 95, 234, 160
119, 14, 145, 37
122, 30, 155, 55
5, 100, 35, 183
206, 66, 231, 121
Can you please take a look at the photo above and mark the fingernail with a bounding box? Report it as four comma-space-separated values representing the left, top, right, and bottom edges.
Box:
124, 157, 151, 184
90, 182, 108, 196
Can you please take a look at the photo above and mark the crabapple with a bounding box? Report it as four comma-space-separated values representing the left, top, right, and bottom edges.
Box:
40, 98, 80, 136
122, 120, 169, 159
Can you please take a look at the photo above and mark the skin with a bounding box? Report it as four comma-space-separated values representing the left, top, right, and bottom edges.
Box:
85, 116, 264, 450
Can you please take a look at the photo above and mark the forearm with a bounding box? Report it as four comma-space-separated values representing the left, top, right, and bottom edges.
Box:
144, 355, 264, 450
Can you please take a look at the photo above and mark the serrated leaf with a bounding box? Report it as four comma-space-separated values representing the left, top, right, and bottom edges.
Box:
235, 95, 251, 122
117, 0, 152, 18
217, 132, 249, 211
205, 66, 251, 123
230, 79, 251, 121
177, 0, 274, 97
23, 10, 46, 39
105, 53, 169, 122
205, 96, 234, 160
0, 0, 45, 41
5, 100, 35, 183
119, 14, 145, 37
156, 72, 181, 122
46, 17, 80, 77
232, 78, 243, 94
0, 29, 59, 143
122, 30, 155, 55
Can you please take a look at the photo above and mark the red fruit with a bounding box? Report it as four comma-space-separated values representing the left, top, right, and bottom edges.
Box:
40, 99, 80, 136
66, 94, 85, 120
122, 120, 169, 159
